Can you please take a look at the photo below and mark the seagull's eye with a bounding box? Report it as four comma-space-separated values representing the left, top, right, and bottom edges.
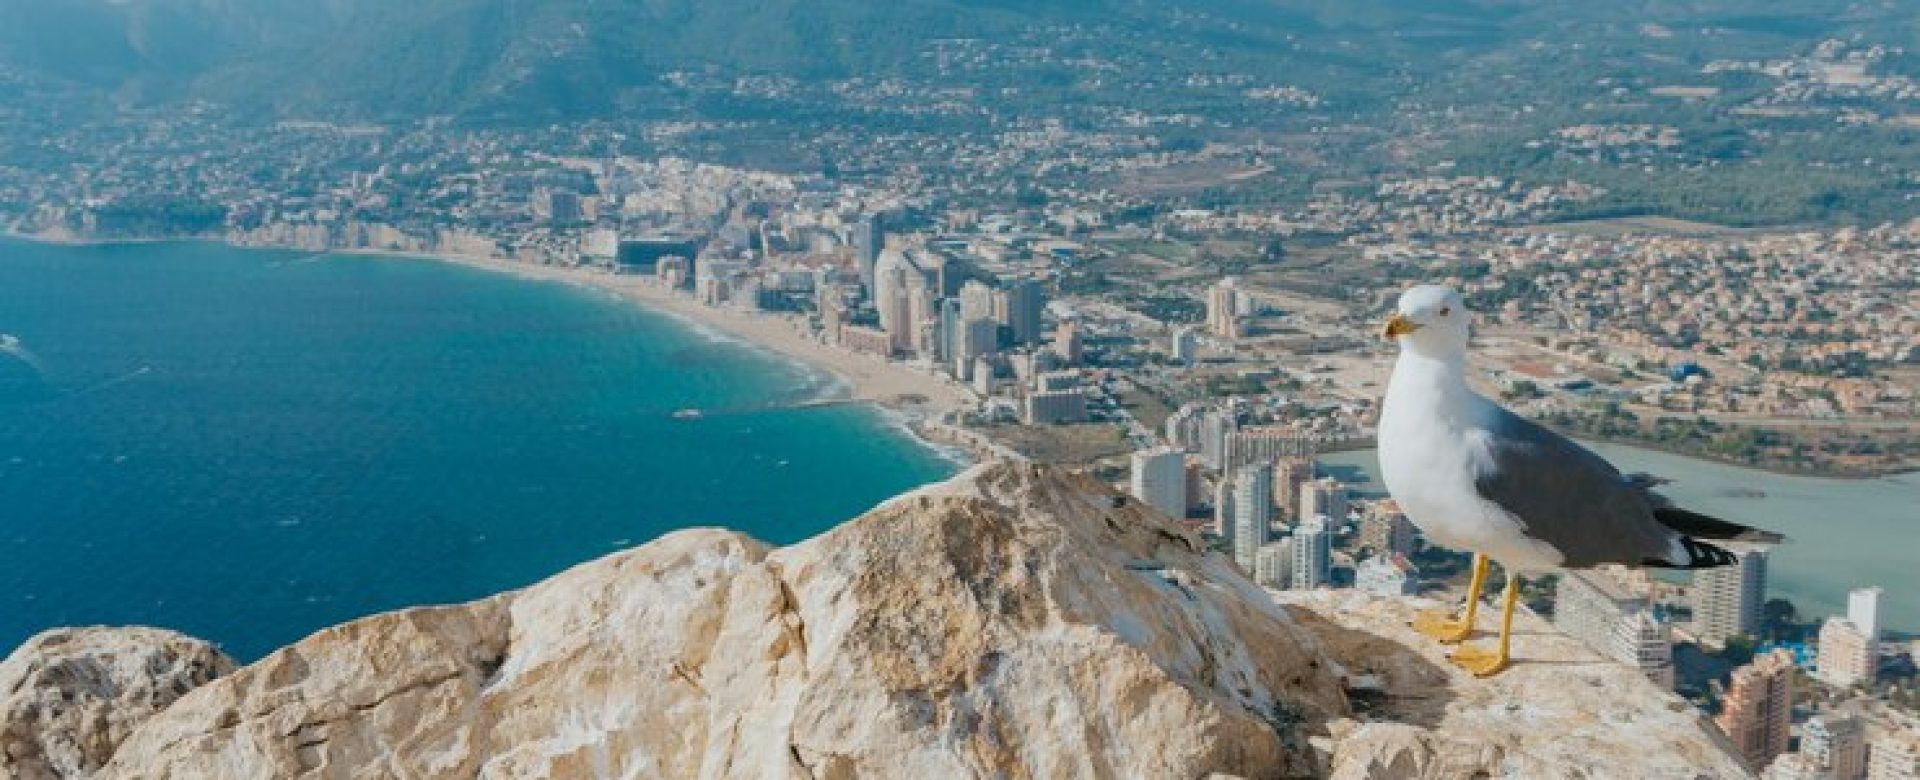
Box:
1438, 306, 1451, 317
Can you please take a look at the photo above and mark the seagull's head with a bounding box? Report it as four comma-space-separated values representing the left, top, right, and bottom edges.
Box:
1382, 285, 1470, 357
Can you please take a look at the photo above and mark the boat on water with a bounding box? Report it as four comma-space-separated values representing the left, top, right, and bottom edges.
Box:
671, 408, 704, 420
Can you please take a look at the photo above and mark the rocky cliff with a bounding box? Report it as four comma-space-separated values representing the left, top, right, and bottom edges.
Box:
0, 628, 234, 779
0, 462, 1750, 778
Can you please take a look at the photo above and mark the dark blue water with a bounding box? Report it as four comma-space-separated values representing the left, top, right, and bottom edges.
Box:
0, 239, 955, 660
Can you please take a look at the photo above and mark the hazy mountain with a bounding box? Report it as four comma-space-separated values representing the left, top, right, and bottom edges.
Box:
0, 0, 1900, 122
0, 0, 1519, 119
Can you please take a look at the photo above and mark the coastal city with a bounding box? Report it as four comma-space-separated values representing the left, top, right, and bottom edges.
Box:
3, 111, 1916, 778
4, 2, 1920, 774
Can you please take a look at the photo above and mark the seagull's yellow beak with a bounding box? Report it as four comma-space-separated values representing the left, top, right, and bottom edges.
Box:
1381, 314, 1421, 339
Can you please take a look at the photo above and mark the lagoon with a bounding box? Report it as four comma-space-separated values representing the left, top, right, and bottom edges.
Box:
1318, 443, 1920, 633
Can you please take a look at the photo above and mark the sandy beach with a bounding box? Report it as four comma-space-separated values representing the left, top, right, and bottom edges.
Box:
356, 249, 979, 413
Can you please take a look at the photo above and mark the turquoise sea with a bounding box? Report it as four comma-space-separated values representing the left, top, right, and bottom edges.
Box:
0, 239, 955, 660
1320, 445, 1920, 634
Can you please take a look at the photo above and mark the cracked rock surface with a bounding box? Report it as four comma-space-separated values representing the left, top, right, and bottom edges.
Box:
0, 627, 234, 780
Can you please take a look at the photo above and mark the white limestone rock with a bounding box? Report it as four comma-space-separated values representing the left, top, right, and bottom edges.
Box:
91, 462, 1349, 778
1280, 588, 1755, 779
0, 627, 235, 780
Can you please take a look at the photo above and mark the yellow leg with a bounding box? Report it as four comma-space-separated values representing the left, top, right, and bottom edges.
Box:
1413, 554, 1488, 644
1451, 569, 1520, 677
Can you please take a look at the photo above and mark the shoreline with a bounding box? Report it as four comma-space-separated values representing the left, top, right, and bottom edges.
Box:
1558, 430, 1918, 482
2, 230, 984, 462
1319, 433, 1918, 481
375, 250, 977, 409
8, 230, 1914, 479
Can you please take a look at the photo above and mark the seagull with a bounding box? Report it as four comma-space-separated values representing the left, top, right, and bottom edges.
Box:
1377, 285, 1779, 677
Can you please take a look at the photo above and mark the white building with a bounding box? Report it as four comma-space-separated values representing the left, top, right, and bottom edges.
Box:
1818, 619, 1877, 689
1850, 586, 1883, 638
1164, 403, 1205, 453
1693, 545, 1769, 647
1254, 540, 1293, 590
1869, 731, 1920, 780
1802, 713, 1868, 780
1554, 570, 1676, 690
1222, 427, 1316, 473
1172, 325, 1199, 365
1229, 464, 1273, 574
1818, 586, 1883, 689
1290, 515, 1332, 590
1129, 447, 1188, 520
1355, 554, 1419, 597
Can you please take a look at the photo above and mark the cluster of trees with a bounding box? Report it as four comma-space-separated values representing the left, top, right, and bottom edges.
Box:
83, 198, 227, 238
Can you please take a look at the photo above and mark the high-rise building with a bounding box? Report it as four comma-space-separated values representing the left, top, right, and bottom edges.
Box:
873, 248, 939, 355
1869, 731, 1920, 780
955, 317, 1000, 377
959, 280, 997, 322
874, 263, 911, 354
937, 298, 963, 364
1358, 502, 1417, 557
1200, 408, 1237, 470
1355, 554, 1419, 596
1818, 586, 1885, 689
1172, 325, 1200, 365
1004, 277, 1046, 346
854, 214, 883, 294
1184, 460, 1205, 514
1130, 447, 1188, 520
1206, 276, 1243, 340
1693, 545, 1769, 647
1273, 458, 1314, 518
1299, 478, 1348, 528
1290, 515, 1332, 589
1622, 611, 1678, 691
1802, 713, 1868, 780
1054, 321, 1083, 365
1553, 570, 1675, 690
1818, 617, 1878, 689
1164, 403, 1206, 454
1212, 476, 1234, 538
1254, 540, 1292, 589
1849, 586, 1883, 639
906, 274, 938, 358
1229, 465, 1272, 573
1223, 427, 1316, 473
1716, 648, 1797, 772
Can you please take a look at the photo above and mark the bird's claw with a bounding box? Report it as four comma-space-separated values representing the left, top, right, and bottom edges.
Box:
1412, 609, 1474, 644
1449, 644, 1509, 677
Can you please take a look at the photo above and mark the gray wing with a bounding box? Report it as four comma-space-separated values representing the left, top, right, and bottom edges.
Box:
1470, 405, 1679, 568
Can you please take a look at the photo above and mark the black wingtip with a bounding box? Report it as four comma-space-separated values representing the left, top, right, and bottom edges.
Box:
1646, 537, 1742, 570
1653, 507, 1785, 545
